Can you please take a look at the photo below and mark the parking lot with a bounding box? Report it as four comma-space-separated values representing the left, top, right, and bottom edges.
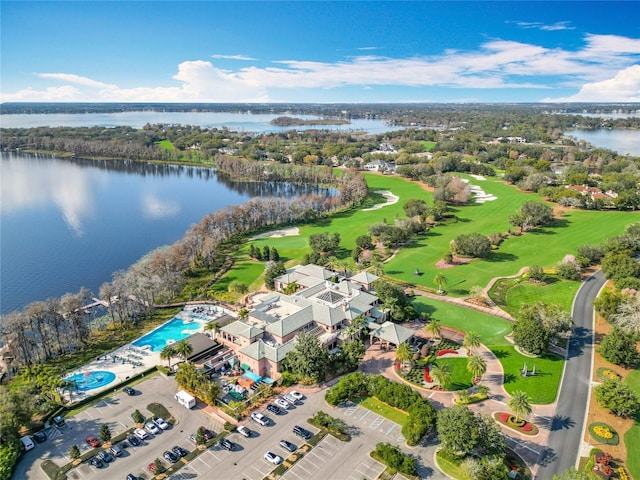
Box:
15, 375, 445, 480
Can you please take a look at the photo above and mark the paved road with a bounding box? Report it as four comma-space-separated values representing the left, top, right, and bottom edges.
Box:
536, 271, 605, 479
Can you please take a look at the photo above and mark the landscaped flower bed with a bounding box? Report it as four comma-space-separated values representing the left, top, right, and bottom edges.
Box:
423, 366, 432, 383
596, 367, 621, 382
494, 412, 539, 436
588, 422, 619, 445
437, 349, 459, 357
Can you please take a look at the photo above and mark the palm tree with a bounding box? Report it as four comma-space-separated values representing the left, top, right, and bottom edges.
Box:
395, 343, 413, 368
228, 281, 248, 304
325, 256, 342, 273
466, 354, 487, 383
237, 308, 249, 321
508, 390, 532, 423
430, 363, 452, 389
369, 256, 384, 277
424, 319, 442, 342
160, 345, 177, 369
174, 339, 193, 361
204, 321, 220, 339
463, 331, 481, 355
351, 314, 368, 340
433, 273, 448, 294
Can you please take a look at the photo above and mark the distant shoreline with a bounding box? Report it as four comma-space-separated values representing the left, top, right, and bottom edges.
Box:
270, 116, 350, 126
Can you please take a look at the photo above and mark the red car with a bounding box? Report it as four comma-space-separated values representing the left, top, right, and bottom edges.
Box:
85, 435, 101, 448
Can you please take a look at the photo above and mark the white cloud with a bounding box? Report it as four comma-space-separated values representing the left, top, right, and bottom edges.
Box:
211, 54, 257, 61
515, 21, 574, 31
357, 46, 381, 51
2, 33, 639, 102
141, 193, 179, 219
543, 65, 640, 102
38, 73, 117, 88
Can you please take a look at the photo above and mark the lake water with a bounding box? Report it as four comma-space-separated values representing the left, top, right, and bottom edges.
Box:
0, 111, 399, 134
565, 129, 640, 156
0, 152, 326, 314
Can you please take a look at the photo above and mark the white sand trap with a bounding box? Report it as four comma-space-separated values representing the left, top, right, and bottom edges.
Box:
362, 190, 399, 211
250, 227, 300, 240
463, 179, 497, 203
469, 174, 486, 180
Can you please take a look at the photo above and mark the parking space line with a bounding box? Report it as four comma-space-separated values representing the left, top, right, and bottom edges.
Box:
385, 423, 396, 436
359, 410, 371, 421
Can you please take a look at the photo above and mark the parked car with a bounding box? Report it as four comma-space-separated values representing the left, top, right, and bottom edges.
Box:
122, 386, 136, 396
289, 390, 304, 401
266, 404, 282, 415
218, 438, 234, 451
33, 431, 47, 443
133, 428, 149, 440
85, 436, 101, 448
126, 474, 137, 480
250, 412, 269, 426
171, 445, 188, 457
188, 434, 198, 445
237, 425, 252, 438
52, 415, 65, 427
145, 421, 160, 435
279, 439, 296, 452
88, 456, 104, 468
292, 425, 312, 440
154, 417, 169, 430
127, 434, 141, 446
98, 450, 114, 463
264, 451, 283, 465
163, 450, 179, 463
109, 444, 124, 457
282, 394, 299, 405
198, 426, 215, 440
274, 398, 290, 410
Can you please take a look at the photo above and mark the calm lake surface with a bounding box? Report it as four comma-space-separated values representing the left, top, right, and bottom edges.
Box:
565, 129, 640, 156
0, 152, 326, 314
0, 111, 400, 134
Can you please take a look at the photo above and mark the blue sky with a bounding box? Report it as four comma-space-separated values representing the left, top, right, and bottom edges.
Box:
1, 1, 639, 103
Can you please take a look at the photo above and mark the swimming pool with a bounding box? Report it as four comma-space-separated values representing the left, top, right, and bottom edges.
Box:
66, 370, 116, 391
132, 317, 202, 352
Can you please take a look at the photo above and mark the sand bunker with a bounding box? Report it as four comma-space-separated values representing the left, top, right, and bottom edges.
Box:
250, 227, 300, 240
462, 179, 497, 204
362, 190, 399, 211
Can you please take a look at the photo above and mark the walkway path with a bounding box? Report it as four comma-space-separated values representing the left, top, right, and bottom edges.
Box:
359, 323, 557, 478
410, 287, 515, 321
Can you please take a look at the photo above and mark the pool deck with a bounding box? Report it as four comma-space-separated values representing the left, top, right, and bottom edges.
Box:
62, 304, 235, 404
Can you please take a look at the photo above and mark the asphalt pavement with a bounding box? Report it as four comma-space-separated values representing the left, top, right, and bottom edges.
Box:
535, 270, 605, 479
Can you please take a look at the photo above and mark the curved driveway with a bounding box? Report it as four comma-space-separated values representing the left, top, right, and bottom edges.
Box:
536, 270, 605, 479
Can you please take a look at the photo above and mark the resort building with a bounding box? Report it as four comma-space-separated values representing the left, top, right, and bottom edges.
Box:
217, 264, 388, 380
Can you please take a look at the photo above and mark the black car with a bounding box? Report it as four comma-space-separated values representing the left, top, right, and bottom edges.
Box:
98, 450, 114, 463
279, 439, 296, 452
126, 434, 141, 447
218, 438, 234, 451
292, 425, 312, 440
198, 426, 215, 440
88, 456, 104, 468
266, 404, 282, 415
126, 475, 137, 480
171, 445, 188, 457
163, 450, 179, 463
33, 431, 47, 443
123, 386, 136, 396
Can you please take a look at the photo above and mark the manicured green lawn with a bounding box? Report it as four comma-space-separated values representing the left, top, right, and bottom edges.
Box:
490, 346, 564, 404
435, 451, 465, 479
435, 357, 474, 390
413, 297, 562, 403
357, 396, 409, 426
157, 140, 174, 150
624, 369, 640, 479
412, 296, 512, 346
384, 174, 638, 296
501, 276, 581, 315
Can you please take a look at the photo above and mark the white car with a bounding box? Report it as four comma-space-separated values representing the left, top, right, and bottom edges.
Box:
282, 394, 298, 405
154, 417, 169, 430
289, 390, 304, 401
264, 451, 283, 465
237, 425, 252, 438
250, 412, 269, 426
133, 428, 149, 440
144, 422, 160, 435
274, 398, 290, 410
